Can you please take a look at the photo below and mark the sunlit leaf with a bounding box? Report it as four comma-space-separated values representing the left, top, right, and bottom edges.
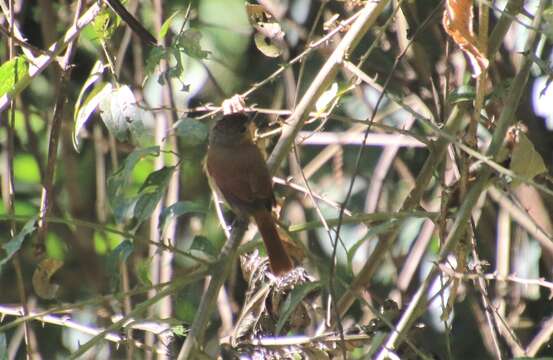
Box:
99, 85, 137, 141
32, 258, 63, 299
132, 166, 175, 227
92, 7, 120, 42
246, 3, 284, 58
46, 233, 66, 260
315, 82, 339, 113
107, 146, 160, 224
0, 56, 29, 97
254, 33, 282, 58
14, 154, 41, 183
73, 61, 109, 151
135, 257, 152, 286
98, 85, 155, 146
171, 325, 188, 337
160, 10, 181, 39
74, 82, 112, 150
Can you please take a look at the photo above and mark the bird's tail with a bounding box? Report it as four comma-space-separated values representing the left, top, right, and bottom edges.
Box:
252, 209, 293, 275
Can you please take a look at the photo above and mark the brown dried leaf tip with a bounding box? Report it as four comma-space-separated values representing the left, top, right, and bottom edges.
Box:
443, 0, 489, 77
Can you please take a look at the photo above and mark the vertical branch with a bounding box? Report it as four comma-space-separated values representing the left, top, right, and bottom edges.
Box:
267, 0, 390, 174
2, 0, 33, 357
37, 0, 84, 254
145, 1, 179, 358
177, 221, 248, 359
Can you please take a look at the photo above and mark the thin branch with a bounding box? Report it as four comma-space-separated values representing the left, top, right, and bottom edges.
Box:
0, 2, 102, 112
375, 2, 547, 354
0, 305, 169, 355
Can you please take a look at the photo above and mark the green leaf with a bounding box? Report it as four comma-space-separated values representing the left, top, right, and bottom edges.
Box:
448, 85, 475, 104
131, 166, 175, 228
175, 29, 210, 60
275, 282, 321, 334
190, 235, 217, 257
107, 146, 160, 224
135, 257, 152, 286
74, 82, 112, 150
0, 56, 29, 97
159, 10, 182, 39
139, 166, 175, 193
92, 7, 120, 42
98, 85, 155, 146
146, 46, 167, 75
108, 146, 160, 200
106, 239, 134, 290
14, 154, 41, 183
315, 82, 339, 113
0, 217, 37, 272
171, 325, 188, 337
174, 117, 209, 146
159, 201, 206, 234
510, 133, 547, 187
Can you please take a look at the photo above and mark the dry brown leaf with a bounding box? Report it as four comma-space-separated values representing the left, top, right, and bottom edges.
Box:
443, 0, 489, 76
32, 258, 63, 299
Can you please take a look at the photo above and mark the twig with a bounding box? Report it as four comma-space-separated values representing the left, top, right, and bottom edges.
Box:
266, 1, 390, 173
177, 220, 248, 359
69, 270, 205, 359
3, 0, 33, 355
0, 305, 169, 355
375, 3, 546, 354
526, 315, 553, 356
0, 2, 102, 112
437, 264, 553, 295
36, 0, 83, 254
488, 187, 553, 256
272, 176, 353, 216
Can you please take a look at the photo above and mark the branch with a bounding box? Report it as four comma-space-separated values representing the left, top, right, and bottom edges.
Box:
267, 0, 391, 174
0, 2, 102, 112
375, 1, 547, 355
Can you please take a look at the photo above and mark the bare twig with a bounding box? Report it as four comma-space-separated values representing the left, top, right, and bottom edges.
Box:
375, 3, 546, 355
0, 305, 169, 355
0, 2, 102, 112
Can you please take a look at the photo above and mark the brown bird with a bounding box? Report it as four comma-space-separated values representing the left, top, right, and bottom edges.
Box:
206, 113, 293, 275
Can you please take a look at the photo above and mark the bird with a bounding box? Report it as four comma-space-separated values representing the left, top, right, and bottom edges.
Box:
206, 112, 293, 276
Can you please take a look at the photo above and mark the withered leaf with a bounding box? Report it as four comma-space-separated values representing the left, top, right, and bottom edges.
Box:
443, 0, 489, 76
